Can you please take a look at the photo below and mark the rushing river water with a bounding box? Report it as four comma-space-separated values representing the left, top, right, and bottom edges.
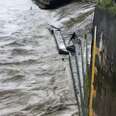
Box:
0, 0, 94, 116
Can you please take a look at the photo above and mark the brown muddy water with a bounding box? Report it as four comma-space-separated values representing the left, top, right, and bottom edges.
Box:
0, 0, 94, 116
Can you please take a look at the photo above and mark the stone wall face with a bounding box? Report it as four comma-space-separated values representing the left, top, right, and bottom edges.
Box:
93, 7, 116, 116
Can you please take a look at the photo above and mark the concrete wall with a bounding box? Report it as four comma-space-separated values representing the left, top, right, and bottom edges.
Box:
93, 7, 116, 116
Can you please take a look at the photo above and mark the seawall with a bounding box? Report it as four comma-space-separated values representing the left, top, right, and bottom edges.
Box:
93, 7, 116, 116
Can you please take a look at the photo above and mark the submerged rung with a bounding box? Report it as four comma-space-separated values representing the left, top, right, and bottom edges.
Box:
50, 28, 69, 55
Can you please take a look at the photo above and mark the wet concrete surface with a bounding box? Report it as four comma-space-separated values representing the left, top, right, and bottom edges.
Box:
0, 0, 94, 115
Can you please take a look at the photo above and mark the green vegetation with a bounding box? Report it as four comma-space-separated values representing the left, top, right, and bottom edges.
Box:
98, 0, 113, 7
97, 0, 116, 14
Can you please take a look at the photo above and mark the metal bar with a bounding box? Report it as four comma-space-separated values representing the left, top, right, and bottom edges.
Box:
69, 53, 81, 116
50, 25, 67, 51
80, 36, 88, 115
52, 30, 59, 52
85, 33, 89, 70
74, 43, 85, 116
60, 31, 67, 48
48, 24, 61, 31
52, 30, 69, 55
84, 33, 89, 114
80, 39, 85, 96
88, 26, 97, 116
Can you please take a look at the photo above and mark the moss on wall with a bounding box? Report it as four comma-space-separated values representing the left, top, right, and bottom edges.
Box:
97, 0, 116, 14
